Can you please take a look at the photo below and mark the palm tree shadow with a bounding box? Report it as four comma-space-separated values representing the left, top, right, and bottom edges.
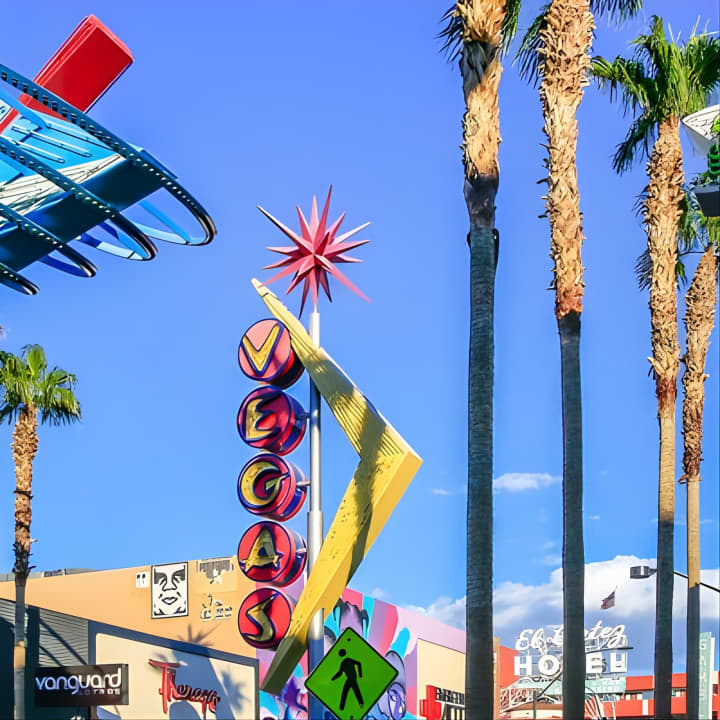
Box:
143, 645, 250, 719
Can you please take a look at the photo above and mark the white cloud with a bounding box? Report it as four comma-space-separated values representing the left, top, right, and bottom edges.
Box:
431, 487, 452, 496
411, 557, 720, 675
405, 596, 467, 630
493, 473, 561, 493
542, 541, 557, 551
587, 514, 601, 521
540, 554, 562, 567
369, 587, 388, 600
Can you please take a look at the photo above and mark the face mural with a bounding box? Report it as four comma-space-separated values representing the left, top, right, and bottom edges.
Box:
151, 562, 188, 619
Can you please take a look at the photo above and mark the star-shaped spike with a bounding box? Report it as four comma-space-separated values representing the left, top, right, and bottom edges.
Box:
258, 187, 370, 316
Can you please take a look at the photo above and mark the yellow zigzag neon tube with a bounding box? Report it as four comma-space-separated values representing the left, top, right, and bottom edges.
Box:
252, 279, 423, 695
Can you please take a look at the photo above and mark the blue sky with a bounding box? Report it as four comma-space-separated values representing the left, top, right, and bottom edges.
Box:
1, 1, 717, 676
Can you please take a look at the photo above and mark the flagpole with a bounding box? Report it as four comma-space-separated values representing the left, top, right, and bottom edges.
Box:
307, 309, 324, 719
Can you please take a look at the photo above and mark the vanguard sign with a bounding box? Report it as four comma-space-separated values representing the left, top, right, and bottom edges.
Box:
34, 664, 129, 706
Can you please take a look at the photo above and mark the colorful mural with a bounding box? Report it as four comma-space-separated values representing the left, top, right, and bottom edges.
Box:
258, 587, 430, 720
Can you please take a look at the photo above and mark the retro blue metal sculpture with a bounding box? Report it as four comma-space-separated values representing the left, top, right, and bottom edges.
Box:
0, 50, 215, 294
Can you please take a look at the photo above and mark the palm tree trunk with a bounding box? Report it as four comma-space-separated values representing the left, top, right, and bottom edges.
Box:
12, 405, 38, 720
680, 248, 717, 720
557, 311, 584, 715
467, 217, 497, 720
644, 115, 684, 720
457, 3, 504, 716
538, 0, 593, 717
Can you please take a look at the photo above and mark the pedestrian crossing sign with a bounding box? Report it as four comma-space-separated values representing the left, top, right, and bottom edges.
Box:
305, 628, 399, 720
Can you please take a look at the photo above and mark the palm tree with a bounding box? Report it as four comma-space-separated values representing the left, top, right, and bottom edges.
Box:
439, 2, 520, 717
0, 344, 81, 720
516, 0, 641, 716
592, 20, 720, 717
676, 192, 718, 720
638, 188, 719, 720
680, 244, 716, 720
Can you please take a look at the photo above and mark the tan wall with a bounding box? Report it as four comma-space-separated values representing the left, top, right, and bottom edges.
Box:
416, 637, 465, 697
95, 632, 257, 719
0, 557, 260, 658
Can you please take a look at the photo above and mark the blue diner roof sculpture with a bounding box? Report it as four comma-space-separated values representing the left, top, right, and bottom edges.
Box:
0, 19, 215, 295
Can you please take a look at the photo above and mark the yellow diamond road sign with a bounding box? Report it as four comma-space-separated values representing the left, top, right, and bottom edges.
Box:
305, 628, 398, 720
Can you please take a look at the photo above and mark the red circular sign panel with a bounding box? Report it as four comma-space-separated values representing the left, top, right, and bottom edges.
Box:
238, 319, 304, 389
237, 521, 306, 585
237, 454, 307, 521
237, 386, 306, 455
237, 587, 295, 650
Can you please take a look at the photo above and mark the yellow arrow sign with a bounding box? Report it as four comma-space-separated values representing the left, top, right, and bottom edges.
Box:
251, 279, 422, 696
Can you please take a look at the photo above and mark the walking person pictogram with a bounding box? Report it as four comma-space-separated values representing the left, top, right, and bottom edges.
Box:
331, 649, 364, 711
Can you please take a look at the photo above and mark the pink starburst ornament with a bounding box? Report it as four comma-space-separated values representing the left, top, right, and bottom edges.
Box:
258, 187, 370, 315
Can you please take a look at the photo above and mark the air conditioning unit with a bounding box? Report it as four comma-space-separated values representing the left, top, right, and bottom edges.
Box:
41, 569, 66, 578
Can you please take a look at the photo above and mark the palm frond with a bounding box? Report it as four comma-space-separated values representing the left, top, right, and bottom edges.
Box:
681, 32, 720, 114
439, 5, 464, 63
440, 1, 523, 62
612, 112, 658, 173
635, 248, 653, 291
590, 0, 643, 23
501, 0, 523, 53
591, 56, 653, 114
23, 344, 47, 379
515, 3, 551, 85
0, 344, 80, 426
631, 15, 667, 76
635, 183, 720, 290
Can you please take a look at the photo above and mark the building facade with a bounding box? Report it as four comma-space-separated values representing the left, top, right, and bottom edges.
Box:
0, 557, 483, 719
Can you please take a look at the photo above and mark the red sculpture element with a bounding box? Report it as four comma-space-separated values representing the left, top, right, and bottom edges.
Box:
237, 454, 307, 521
238, 318, 304, 388
148, 659, 220, 719
237, 521, 306, 585
237, 587, 295, 650
259, 187, 370, 315
237, 386, 307, 455
0, 15, 133, 133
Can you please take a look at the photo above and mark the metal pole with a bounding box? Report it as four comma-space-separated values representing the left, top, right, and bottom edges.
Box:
307, 311, 324, 720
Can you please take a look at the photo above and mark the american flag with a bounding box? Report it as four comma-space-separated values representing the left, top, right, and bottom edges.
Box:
600, 589, 616, 610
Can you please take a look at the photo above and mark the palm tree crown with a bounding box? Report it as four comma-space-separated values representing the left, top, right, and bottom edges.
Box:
0, 344, 81, 425
592, 16, 720, 172
516, 0, 644, 83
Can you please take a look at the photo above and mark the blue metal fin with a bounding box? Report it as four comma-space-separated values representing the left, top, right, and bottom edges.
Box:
0, 200, 96, 277
0, 84, 50, 130
0, 65, 216, 245
0, 135, 156, 260
0, 260, 37, 294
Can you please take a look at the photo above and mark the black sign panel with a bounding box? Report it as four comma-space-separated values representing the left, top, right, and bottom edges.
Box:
34, 664, 129, 706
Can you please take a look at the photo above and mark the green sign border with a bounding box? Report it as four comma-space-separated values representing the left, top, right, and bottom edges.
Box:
305, 628, 399, 720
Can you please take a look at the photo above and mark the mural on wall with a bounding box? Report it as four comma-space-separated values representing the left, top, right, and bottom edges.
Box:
258, 588, 419, 720
200, 594, 233, 622
151, 562, 189, 619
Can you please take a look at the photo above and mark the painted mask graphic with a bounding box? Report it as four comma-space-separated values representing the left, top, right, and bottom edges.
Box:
151, 562, 188, 618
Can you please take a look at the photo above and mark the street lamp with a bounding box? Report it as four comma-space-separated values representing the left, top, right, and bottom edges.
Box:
630, 565, 719, 720
629, 565, 720, 593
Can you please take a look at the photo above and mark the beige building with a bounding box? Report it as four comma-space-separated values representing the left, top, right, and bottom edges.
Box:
1, 556, 471, 719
